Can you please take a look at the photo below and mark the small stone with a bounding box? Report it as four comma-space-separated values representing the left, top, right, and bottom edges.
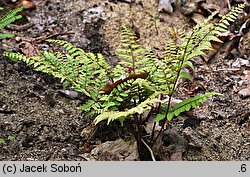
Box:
26, 158, 35, 161
44, 91, 56, 107
58, 109, 65, 114
238, 88, 250, 99
181, 3, 197, 16
122, 0, 135, 2
90, 138, 139, 161
43, 126, 49, 133
170, 150, 183, 161
61, 148, 67, 152
183, 127, 203, 148
38, 135, 47, 142
158, 0, 176, 13
68, 148, 75, 156
232, 58, 250, 68
0, 81, 4, 87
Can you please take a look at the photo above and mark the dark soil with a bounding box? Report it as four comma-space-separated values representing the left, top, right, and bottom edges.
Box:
0, 0, 249, 160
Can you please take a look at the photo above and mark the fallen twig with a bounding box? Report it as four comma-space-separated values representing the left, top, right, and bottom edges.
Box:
16, 31, 75, 43
6, 23, 34, 31
214, 68, 242, 72
141, 138, 156, 161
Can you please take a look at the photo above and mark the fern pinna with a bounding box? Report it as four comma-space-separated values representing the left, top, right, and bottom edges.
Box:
3, 4, 244, 127
0, 6, 23, 39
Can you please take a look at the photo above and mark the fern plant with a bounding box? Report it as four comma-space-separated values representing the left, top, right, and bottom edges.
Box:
3, 4, 245, 151
0, 6, 23, 39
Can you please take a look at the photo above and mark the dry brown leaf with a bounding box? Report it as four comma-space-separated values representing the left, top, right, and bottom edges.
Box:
170, 150, 183, 161
16, 0, 36, 9
202, 40, 222, 62
19, 41, 39, 57
200, 3, 220, 13
191, 13, 206, 24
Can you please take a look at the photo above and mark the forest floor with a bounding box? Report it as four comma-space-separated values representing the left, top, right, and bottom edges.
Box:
0, 0, 249, 161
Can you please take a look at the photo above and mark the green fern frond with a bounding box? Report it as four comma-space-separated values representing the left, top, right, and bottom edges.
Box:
150, 4, 244, 96
0, 6, 23, 39
3, 51, 37, 63
165, 40, 179, 58
95, 77, 157, 114
94, 96, 163, 125
151, 55, 180, 93
143, 50, 158, 74
3, 39, 111, 115
102, 78, 134, 111
46, 39, 86, 58
156, 92, 222, 122
4, 40, 110, 102
77, 99, 101, 114
114, 25, 153, 76
184, 4, 245, 62
0, 33, 15, 39
132, 78, 157, 93
44, 40, 110, 100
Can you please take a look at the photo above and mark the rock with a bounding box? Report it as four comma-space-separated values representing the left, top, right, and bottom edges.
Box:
180, 0, 197, 16
170, 149, 183, 161
44, 91, 56, 107
239, 30, 250, 57
183, 127, 203, 149
82, 6, 106, 23
200, 2, 220, 13
120, 0, 135, 2
58, 90, 86, 101
58, 90, 79, 99
238, 88, 250, 99
183, 117, 201, 128
83, 138, 139, 161
232, 58, 250, 68
152, 129, 187, 161
191, 13, 205, 24
68, 147, 76, 156
158, 0, 176, 14
38, 135, 47, 142
163, 129, 187, 148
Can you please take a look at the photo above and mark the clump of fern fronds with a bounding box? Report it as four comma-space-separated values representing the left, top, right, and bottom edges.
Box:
3, 4, 245, 149
84, 4, 244, 129
0, 6, 23, 39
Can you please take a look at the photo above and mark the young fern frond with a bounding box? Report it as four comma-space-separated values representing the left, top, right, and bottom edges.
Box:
0, 6, 23, 39
114, 25, 155, 77
94, 94, 163, 125
156, 92, 222, 122
143, 50, 159, 75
